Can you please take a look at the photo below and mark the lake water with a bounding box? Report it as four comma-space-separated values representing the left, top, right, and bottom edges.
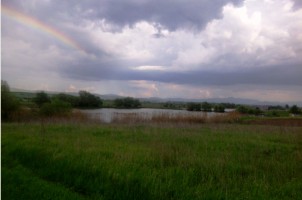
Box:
81, 108, 234, 123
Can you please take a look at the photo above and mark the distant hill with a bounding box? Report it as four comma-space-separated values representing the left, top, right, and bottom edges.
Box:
10, 88, 302, 106
99, 94, 123, 100
138, 96, 302, 107
103, 95, 302, 107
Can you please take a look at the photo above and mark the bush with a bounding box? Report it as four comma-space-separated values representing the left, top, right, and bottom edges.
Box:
53, 93, 79, 107
290, 105, 301, 115
201, 102, 212, 112
236, 106, 263, 116
236, 105, 249, 114
40, 99, 72, 117
214, 104, 225, 113
33, 91, 50, 107
114, 97, 141, 108
163, 102, 178, 109
187, 103, 201, 111
78, 91, 103, 108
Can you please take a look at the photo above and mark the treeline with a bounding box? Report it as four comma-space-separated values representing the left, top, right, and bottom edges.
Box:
186, 102, 231, 113
32, 92, 142, 110
49, 91, 103, 108
34, 91, 103, 108
188, 102, 302, 116
236, 104, 302, 116
114, 97, 141, 108
185, 100, 302, 116
33, 90, 103, 116
1, 81, 144, 121
2, 80, 302, 121
1, 81, 103, 120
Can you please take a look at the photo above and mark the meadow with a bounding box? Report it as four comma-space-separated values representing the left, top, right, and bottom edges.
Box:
2, 122, 302, 200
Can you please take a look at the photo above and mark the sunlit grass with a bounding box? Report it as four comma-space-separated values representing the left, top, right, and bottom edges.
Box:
2, 123, 302, 199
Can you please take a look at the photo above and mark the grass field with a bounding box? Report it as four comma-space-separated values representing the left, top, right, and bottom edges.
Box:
2, 123, 302, 199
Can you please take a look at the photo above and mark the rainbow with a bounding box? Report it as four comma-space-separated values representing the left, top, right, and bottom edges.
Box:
1, 4, 84, 52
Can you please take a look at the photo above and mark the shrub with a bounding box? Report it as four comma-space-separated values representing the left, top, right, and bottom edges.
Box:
201, 102, 212, 112
236, 105, 262, 115
40, 99, 72, 117
187, 103, 201, 111
290, 105, 301, 115
214, 104, 225, 113
33, 91, 51, 107
53, 93, 79, 107
78, 91, 103, 108
114, 97, 141, 108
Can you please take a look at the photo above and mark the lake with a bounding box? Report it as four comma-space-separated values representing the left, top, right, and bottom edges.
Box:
81, 108, 234, 123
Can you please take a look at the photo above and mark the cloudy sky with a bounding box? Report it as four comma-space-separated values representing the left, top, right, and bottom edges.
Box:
2, 0, 302, 102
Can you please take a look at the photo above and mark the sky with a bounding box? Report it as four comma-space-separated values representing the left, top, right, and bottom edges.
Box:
1, 0, 302, 102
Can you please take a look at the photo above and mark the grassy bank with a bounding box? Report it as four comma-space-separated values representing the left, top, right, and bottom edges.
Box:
2, 123, 302, 199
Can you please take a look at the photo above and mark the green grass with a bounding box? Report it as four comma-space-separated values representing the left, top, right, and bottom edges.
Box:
2, 123, 302, 199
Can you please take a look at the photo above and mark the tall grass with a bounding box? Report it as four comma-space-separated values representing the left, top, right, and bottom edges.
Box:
7, 108, 102, 124
111, 111, 242, 124
2, 123, 302, 199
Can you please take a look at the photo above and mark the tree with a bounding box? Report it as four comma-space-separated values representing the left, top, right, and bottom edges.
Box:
53, 93, 79, 107
214, 104, 225, 113
114, 97, 141, 108
268, 105, 284, 110
201, 102, 212, 112
237, 105, 263, 115
187, 103, 201, 111
164, 102, 177, 109
253, 107, 263, 116
78, 91, 103, 108
1, 81, 20, 120
236, 105, 249, 114
33, 91, 50, 107
40, 99, 72, 117
289, 105, 301, 115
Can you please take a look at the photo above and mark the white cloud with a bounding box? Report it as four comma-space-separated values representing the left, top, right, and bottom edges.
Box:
82, 20, 159, 61
133, 65, 166, 71
66, 84, 77, 93
76, 0, 302, 72
174, 0, 302, 70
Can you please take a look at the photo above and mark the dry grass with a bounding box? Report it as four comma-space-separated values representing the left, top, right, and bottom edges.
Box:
207, 111, 242, 123
151, 112, 207, 123
7, 109, 102, 124
10, 108, 301, 127
111, 112, 149, 123
8, 107, 38, 122
110, 111, 242, 124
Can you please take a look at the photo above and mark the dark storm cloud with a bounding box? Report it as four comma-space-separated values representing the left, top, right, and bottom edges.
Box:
61, 57, 302, 87
60, 57, 132, 81
162, 64, 302, 86
292, 0, 302, 9
3, 0, 243, 31
88, 0, 244, 30
2, 0, 243, 56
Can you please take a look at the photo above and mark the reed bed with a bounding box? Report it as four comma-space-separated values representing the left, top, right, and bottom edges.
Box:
109, 111, 241, 124
8, 108, 301, 126
8, 109, 102, 124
